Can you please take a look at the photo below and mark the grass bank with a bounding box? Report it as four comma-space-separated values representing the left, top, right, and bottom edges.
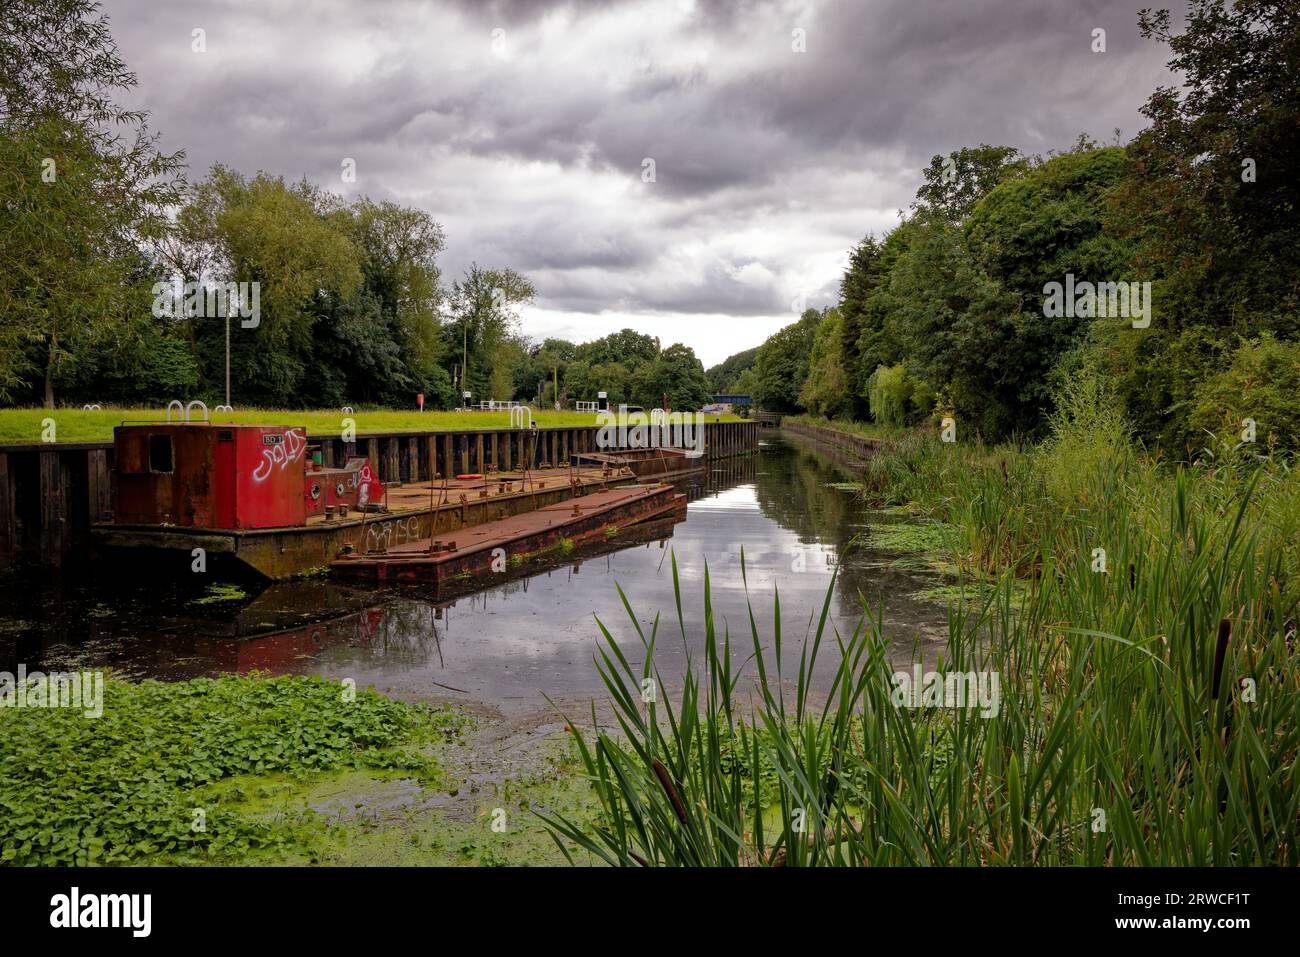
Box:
0, 406, 742, 444
545, 390, 1299, 865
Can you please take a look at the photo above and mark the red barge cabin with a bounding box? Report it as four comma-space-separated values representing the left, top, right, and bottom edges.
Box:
92, 422, 685, 580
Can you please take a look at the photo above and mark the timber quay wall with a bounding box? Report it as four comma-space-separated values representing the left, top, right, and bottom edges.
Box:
0, 419, 758, 571
780, 420, 881, 462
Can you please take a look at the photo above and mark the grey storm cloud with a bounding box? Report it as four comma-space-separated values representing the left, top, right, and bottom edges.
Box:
99, 0, 1181, 364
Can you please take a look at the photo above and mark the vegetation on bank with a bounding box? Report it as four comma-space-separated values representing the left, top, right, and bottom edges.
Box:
710, 3, 1300, 460
782, 415, 894, 442
545, 385, 1299, 865
0, 674, 454, 865
0, 406, 741, 445
0, 672, 601, 866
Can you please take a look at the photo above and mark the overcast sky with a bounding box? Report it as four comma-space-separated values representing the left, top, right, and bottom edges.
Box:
101, 0, 1183, 367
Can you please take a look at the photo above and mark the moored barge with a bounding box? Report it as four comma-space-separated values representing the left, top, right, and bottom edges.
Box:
92, 422, 640, 579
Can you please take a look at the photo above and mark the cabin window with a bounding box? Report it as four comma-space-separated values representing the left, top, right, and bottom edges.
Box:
148, 434, 174, 473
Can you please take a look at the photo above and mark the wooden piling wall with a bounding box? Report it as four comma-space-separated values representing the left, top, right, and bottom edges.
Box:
779, 420, 881, 462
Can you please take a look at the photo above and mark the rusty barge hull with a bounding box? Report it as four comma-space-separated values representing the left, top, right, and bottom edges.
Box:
330, 483, 684, 586
91, 466, 635, 580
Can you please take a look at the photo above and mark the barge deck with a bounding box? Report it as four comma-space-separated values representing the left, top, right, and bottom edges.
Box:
330, 483, 684, 585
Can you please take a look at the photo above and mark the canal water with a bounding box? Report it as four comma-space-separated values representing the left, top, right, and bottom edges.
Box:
0, 432, 950, 713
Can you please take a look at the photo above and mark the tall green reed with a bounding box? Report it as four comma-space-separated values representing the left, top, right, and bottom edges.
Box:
542, 433, 1298, 866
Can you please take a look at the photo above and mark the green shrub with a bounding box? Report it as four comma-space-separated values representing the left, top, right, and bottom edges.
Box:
908, 376, 936, 422
1188, 335, 1300, 455
1035, 370, 1133, 506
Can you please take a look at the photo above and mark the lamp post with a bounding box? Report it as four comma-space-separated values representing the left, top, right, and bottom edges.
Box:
224, 312, 231, 408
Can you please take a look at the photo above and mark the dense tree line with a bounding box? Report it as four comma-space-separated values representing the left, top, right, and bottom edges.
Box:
0, 1, 713, 412
705, 346, 758, 396
523, 329, 712, 410
733, 1, 1299, 456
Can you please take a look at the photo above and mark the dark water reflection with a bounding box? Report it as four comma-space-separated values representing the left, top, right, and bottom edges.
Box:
0, 434, 950, 711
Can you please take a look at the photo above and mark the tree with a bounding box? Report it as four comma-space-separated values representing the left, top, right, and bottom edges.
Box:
706, 346, 759, 393
539, 338, 579, 363
730, 366, 758, 403
444, 264, 535, 401
837, 237, 876, 418
850, 224, 919, 396
753, 310, 821, 412
1126, 1, 1300, 329
154, 170, 453, 409
347, 199, 446, 393
174, 167, 362, 406
799, 308, 850, 418
529, 338, 576, 404
585, 361, 633, 405
490, 334, 530, 404
630, 343, 711, 410
960, 146, 1132, 434
744, 4, 1300, 454
0, 0, 183, 405
884, 212, 1023, 437
578, 328, 659, 368
309, 292, 405, 407
913, 144, 1028, 221
304, 199, 448, 408
1101, 0, 1300, 452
